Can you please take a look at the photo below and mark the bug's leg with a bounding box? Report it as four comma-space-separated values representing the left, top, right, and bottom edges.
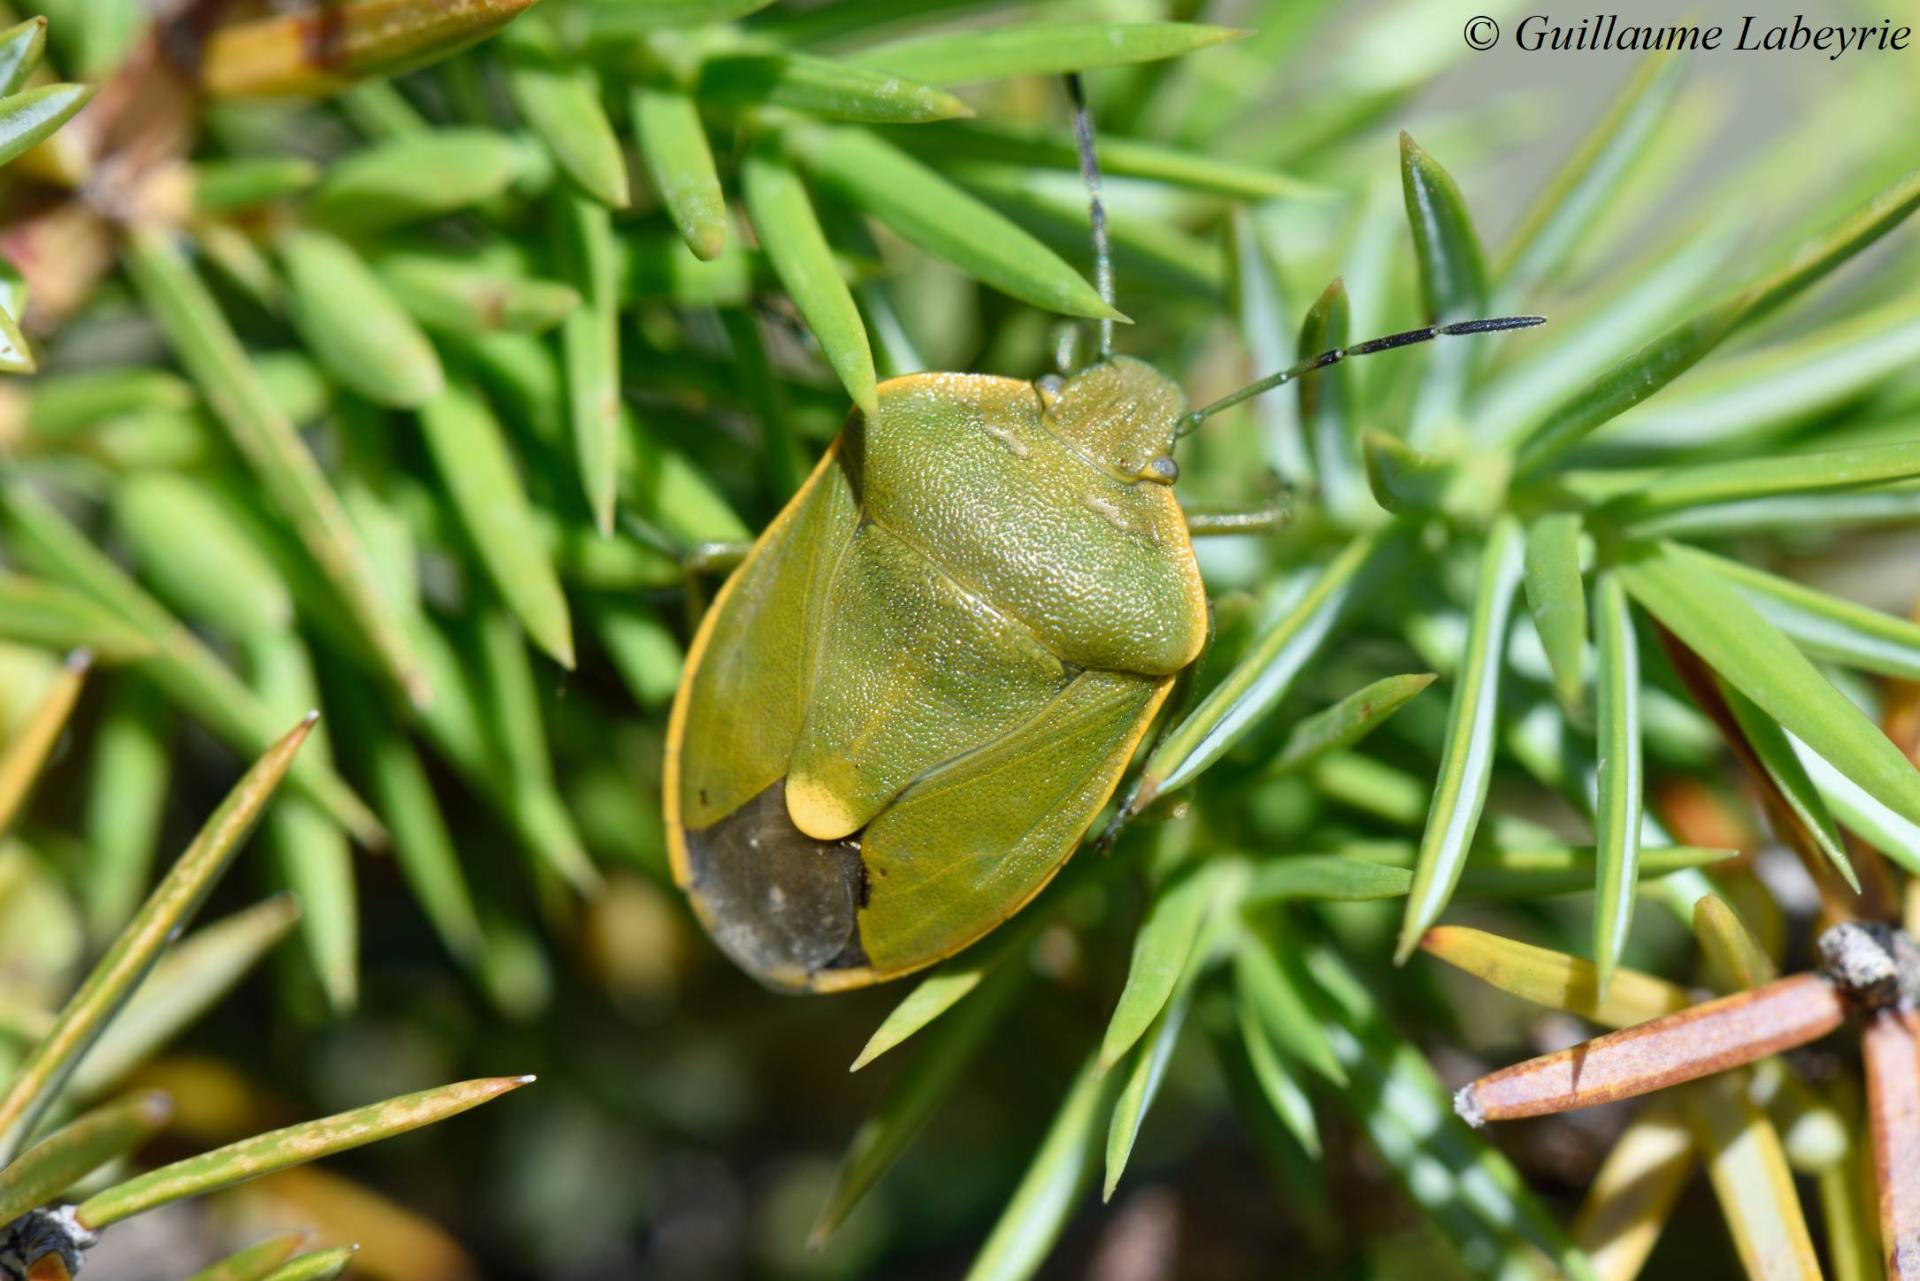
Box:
678, 542, 753, 628
621, 512, 753, 626
1093, 599, 1219, 853
620, 512, 751, 577
1050, 321, 1079, 375
1183, 506, 1288, 537
751, 295, 814, 352
685, 541, 751, 575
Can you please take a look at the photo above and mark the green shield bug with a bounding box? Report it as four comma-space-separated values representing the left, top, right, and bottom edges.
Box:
665, 77, 1543, 993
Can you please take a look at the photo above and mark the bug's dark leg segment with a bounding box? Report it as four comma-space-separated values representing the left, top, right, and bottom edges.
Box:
682, 780, 870, 988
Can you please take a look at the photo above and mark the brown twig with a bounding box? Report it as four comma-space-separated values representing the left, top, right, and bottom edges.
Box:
1456, 972, 1848, 1125
1865, 1009, 1920, 1279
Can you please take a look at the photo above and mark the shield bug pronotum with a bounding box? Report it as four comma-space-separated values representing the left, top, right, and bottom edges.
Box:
665, 74, 1543, 993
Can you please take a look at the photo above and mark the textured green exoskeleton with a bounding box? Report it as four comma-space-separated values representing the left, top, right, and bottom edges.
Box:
666, 359, 1207, 991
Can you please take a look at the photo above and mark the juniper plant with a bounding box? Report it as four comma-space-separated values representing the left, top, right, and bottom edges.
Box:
0, 14, 90, 373
0, 683, 525, 1279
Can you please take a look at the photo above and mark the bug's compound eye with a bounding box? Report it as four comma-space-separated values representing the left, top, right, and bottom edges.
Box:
1136, 455, 1179, 485
1034, 373, 1066, 409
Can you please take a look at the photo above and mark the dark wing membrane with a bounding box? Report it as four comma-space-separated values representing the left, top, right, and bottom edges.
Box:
679, 779, 868, 988
856, 668, 1169, 977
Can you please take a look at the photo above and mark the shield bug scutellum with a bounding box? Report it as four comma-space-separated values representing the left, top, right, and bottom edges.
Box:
665, 73, 1543, 992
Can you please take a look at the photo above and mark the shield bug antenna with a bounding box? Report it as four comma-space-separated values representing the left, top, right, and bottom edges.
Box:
1173, 312, 1547, 443
1059, 76, 1542, 450
1065, 72, 1115, 361
1059, 77, 1540, 449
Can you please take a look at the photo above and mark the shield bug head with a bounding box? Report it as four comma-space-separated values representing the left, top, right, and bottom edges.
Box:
665, 72, 1543, 993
